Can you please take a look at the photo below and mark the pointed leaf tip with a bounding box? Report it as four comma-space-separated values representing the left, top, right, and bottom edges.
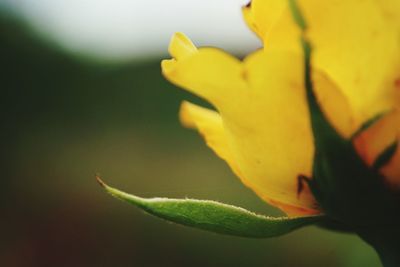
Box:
98, 179, 325, 238
95, 175, 106, 188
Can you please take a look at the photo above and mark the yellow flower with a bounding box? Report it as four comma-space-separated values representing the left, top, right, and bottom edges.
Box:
161, 0, 400, 217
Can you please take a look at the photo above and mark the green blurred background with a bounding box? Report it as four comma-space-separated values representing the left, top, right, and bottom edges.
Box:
1, 5, 382, 267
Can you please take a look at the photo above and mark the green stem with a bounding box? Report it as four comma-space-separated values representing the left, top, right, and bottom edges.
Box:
358, 230, 400, 267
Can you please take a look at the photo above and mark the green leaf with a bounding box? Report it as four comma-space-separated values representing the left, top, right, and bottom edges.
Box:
97, 176, 324, 238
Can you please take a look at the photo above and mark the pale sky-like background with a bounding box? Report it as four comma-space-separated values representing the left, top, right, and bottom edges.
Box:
2, 0, 260, 60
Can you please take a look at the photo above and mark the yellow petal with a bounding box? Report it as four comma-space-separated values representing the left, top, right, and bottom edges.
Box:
179, 101, 243, 179
354, 110, 400, 166
304, 0, 400, 126
265, 197, 320, 217
241, 3, 259, 37
180, 101, 319, 216
242, 1, 289, 37
243, 0, 400, 129
168, 32, 197, 60
219, 49, 319, 213
243, 1, 301, 53
161, 33, 247, 107
166, 33, 321, 215
312, 71, 357, 138
354, 109, 400, 187
379, 0, 400, 30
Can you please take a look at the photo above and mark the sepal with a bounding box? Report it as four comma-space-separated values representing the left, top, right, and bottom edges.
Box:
372, 142, 398, 170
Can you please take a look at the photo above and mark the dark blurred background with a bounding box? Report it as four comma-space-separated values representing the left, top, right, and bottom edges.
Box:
1, 4, 381, 267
